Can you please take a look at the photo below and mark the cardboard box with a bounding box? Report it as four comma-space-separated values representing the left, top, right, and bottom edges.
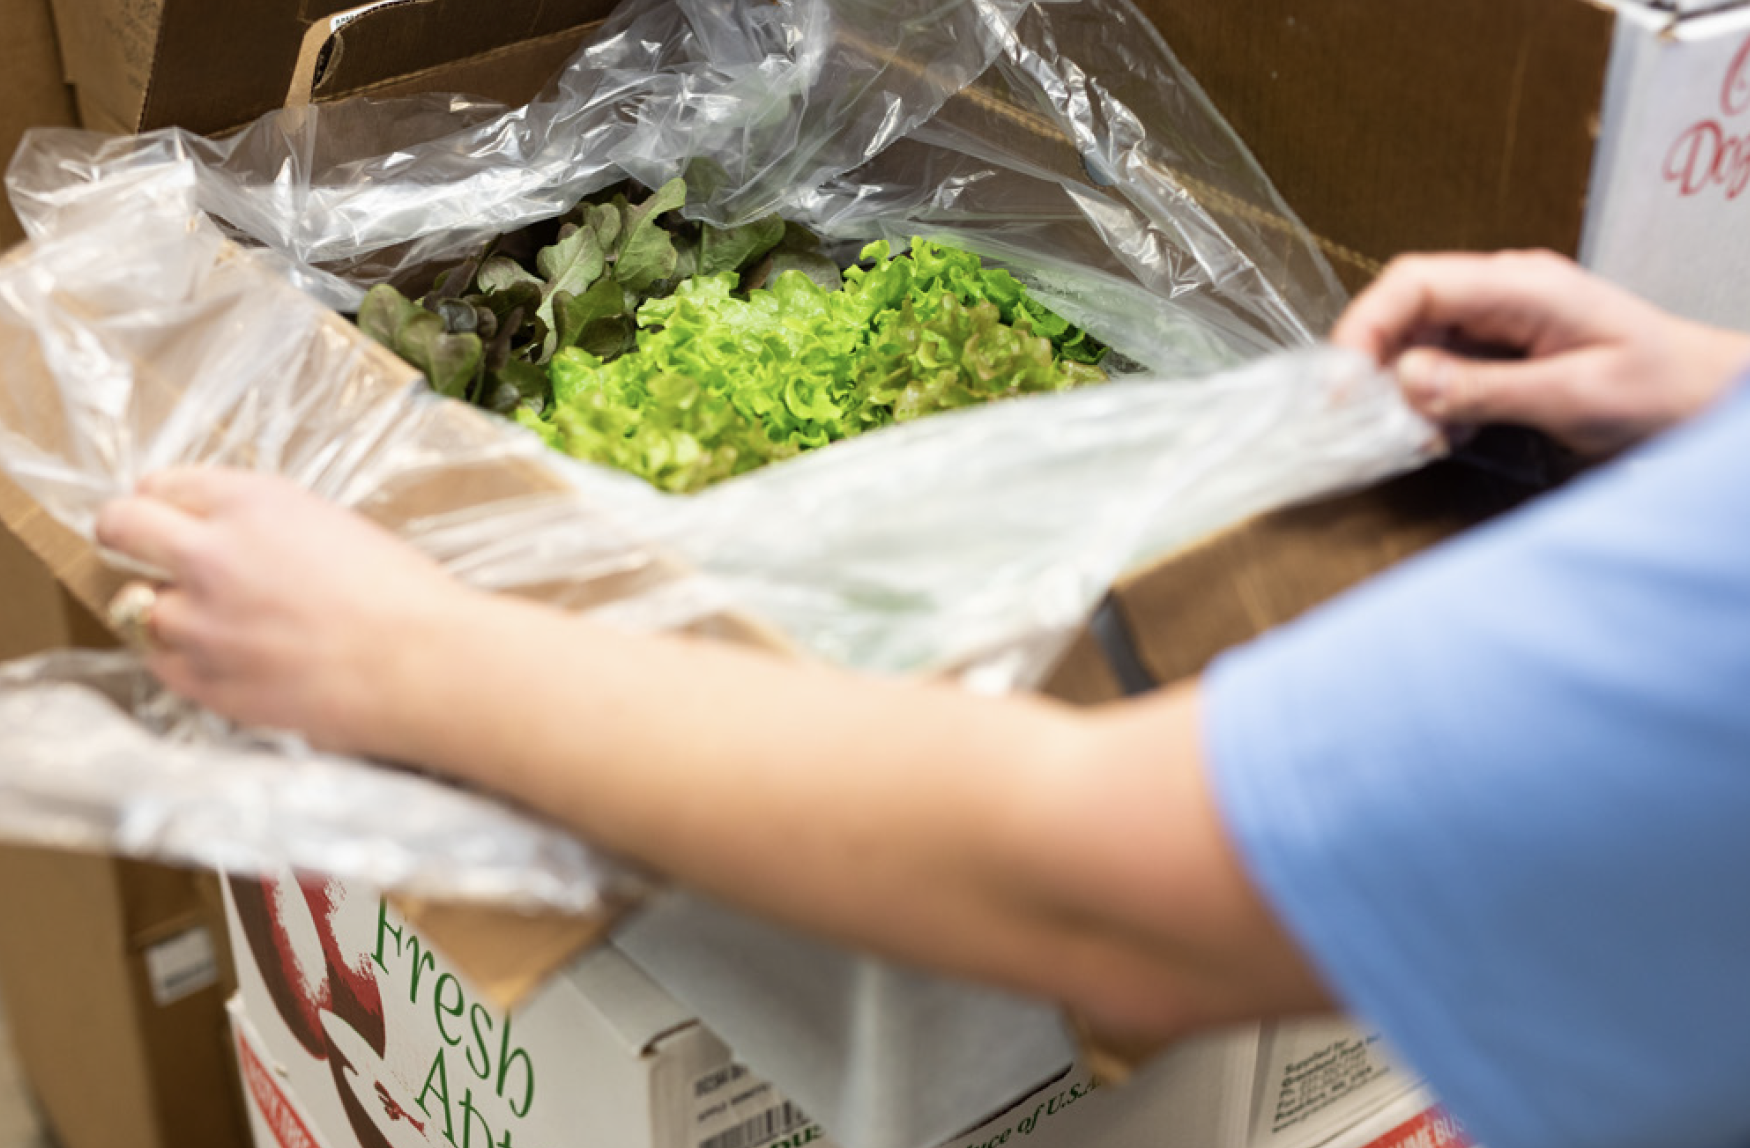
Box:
1142, 0, 1750, 329
224, 882, 756, 1148
0, 10, 1538, 1138
0, 215, 1534, 1145
222, 882, 1465, 1148
46, 0, 622, 136
0, 846, 247, 1148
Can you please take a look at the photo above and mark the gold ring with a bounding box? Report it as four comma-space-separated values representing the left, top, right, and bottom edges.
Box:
106, 580, 162, 652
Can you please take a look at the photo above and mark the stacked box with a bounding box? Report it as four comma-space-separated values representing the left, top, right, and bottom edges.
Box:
222, 876, 1466, 1148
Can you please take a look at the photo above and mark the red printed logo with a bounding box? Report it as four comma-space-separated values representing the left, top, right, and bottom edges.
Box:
238, 1031, 326, 1148
1359, 1108, 1471, 1148
1725, 36, 1750, 117
1664, 34, 1750, 200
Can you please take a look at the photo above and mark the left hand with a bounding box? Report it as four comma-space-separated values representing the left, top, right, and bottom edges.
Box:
96, 468, 473, 756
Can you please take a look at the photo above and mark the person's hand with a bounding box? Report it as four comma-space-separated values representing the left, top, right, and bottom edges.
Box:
95, 468, 472, 756
1331, 251, 1750, 455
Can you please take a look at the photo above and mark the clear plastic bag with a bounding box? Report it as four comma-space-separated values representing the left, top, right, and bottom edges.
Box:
0, 0, 1438, 906
0, 650, 626, 912
8, 0, 1340, 362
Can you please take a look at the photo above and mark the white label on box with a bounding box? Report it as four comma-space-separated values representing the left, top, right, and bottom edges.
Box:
1251, 1021, 1406, 1148
1265, 1034, 1391, 1134
144, 925, 220, 1007
329, 0, 414, 35
690, 1063, 819, 1148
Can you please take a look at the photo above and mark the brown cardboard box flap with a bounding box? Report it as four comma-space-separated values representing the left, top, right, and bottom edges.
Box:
1113, 459, 1524, 687
298, 22, 600, 110
50, 0, 619, 135
286, 0, 610, 109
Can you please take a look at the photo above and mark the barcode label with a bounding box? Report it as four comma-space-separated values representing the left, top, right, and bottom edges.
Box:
696, 1064, 751, 1099
145, 927, 219, 1007
699, 1102, 811, 1148
330, 0, 410, 34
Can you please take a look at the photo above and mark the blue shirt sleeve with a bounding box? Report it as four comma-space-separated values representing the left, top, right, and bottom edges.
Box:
1203, 376, 1750, 1148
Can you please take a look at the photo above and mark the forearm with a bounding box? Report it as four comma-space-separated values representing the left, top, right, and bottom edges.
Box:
93, 465, 1328, 1038
372, 589, 1329, 1039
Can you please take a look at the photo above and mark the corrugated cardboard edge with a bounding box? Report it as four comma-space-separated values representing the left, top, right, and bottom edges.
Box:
317, 24, 601, 108
392, 894, 627, 1011
46, 0, 164, 135
285, 0, 432, 109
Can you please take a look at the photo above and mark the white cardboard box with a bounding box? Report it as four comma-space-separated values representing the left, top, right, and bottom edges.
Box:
1583, 3, 1750, 328
223, 872, 746, 1148
221, 874, 1462, 1148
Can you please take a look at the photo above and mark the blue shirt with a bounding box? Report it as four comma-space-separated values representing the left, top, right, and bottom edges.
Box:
1205, 375, 1750, 1148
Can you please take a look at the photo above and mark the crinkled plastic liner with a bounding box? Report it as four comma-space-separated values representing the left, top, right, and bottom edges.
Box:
0, 651, 629, 913
7, 0, 1339, 362
0, 0, 1438, 906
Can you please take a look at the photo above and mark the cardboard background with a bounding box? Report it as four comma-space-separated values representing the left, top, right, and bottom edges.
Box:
1132, 0, 1618, 289
0, 0, 79, 249
0, 847, 246, 1148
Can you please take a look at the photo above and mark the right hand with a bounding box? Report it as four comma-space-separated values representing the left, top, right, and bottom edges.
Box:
1331, 251, 1750, 456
